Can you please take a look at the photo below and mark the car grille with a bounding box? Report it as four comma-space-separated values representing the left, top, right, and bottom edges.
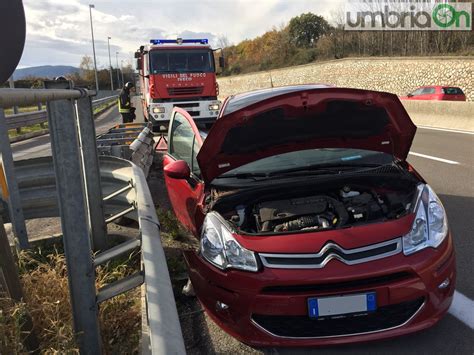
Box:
261, 271, 413, 294
167, 86, 204, 96
259, 238, 402, 269
252, 297, 424, 338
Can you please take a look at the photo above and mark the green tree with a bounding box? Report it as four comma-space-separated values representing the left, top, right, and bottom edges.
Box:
288, 13, 331, 48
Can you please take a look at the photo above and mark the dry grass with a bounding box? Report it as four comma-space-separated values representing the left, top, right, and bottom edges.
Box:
1, 242, 141, 353
0, 298, 29, 354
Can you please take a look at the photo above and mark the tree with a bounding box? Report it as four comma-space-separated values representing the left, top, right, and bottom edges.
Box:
79, 55, 95, 85
288, 13, 331, 48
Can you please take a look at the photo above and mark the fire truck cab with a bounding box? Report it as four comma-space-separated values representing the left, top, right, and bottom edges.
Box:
135, 38, 223, 131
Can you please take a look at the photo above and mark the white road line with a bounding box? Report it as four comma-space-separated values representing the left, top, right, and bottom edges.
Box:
417, 126, 474, 135
409, 152, 460, 165
449, 290, 474, 329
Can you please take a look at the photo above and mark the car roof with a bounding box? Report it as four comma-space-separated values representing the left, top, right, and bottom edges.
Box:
222, 84, 332, 115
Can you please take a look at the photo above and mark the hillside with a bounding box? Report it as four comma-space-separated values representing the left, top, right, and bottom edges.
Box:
13, 65, 80, 80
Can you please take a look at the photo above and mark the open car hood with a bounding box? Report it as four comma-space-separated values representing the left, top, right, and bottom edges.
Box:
197, 86, 416, 183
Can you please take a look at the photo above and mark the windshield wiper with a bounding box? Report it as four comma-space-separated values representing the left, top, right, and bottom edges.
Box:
217, 169, 338, 180
268, 162, 391, 176
216, 172, 269, 179
181, 70, 207, 73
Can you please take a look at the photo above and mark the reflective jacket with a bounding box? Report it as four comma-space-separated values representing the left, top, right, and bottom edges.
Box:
118, 88, 131, 113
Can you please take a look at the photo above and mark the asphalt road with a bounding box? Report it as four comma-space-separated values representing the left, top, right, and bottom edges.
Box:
10, 104, 123, 160
8, 109, 474, 353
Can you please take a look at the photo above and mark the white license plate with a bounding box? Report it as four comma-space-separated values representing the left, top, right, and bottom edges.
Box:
308, 292, 376, 318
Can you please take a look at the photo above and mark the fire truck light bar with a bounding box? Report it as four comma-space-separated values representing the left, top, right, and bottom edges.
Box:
150, 39, 209, 45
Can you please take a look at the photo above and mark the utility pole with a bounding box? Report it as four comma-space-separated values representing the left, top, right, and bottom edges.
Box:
120, 60, 125, 86
115, 51, 121, 88
107, 36, 114, 91
89, 5, 99, 93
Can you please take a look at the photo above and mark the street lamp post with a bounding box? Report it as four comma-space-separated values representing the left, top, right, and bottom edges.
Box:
120, 60, 125, 86
115, 51, 121, 88
107, 36, 114, 91
88, 4, 99, 93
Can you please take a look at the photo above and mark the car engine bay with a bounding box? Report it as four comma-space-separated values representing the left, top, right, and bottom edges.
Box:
212, 175, 419, 235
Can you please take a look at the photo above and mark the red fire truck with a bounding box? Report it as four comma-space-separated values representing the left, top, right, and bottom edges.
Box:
135, 38, 223, 131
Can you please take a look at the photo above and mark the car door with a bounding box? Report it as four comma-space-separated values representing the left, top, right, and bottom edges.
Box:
419, 87, 436, 100
163, 108, 205, 236
442, 87, 465, 101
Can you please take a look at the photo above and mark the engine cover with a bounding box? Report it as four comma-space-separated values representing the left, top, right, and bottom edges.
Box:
258, 196, 328, 224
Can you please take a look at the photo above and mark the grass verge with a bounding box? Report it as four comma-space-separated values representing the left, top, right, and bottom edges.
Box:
1, 240, 141, 353
156, 208, 187, 241
8, 123, 48, 139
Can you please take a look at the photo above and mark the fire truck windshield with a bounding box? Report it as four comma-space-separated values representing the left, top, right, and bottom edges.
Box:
150, 49, 215, 74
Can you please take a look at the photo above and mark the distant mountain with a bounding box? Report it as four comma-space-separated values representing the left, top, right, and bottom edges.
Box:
13, 65, 80, 80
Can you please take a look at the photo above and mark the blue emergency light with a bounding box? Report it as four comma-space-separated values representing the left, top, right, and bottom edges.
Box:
150, 38, 208, 45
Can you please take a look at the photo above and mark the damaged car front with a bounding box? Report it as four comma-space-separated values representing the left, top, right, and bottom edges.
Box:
164, 85, 455, 347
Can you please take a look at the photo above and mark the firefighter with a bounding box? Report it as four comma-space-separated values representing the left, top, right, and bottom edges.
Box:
118, 82, 136, 123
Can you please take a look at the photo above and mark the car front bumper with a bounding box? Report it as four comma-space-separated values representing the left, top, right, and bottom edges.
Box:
183, 233, 456, 347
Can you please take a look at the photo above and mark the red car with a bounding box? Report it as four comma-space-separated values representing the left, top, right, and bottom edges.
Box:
400, 86, 466, 101
163, 85, 456, 347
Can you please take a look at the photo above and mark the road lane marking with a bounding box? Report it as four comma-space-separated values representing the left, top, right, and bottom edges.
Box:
409, 152, 460, 165
449, 290, 474, 329
417, 126, 474, 135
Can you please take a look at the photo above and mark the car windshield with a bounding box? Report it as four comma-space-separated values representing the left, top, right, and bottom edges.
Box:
216, 148, 394, 179
150, 49, 215, 73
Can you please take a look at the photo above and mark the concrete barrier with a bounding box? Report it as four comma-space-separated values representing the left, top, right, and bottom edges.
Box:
402, 100, 474, 132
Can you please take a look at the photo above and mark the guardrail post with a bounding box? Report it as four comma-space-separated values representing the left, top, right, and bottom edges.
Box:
76, 95, 108, 251
8, 77, 19, 116
38, 102, 46, 129
0, 108, 29, 249
45, 80, 101, 354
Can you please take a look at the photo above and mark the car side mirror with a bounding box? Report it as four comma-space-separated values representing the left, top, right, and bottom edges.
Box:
407, 93, 413, 97
219, 56, 225, 69
164, 160, 191, 179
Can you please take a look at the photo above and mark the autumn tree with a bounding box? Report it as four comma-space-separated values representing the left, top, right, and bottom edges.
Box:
288, 13, 331, 48
79, 55, 95, 85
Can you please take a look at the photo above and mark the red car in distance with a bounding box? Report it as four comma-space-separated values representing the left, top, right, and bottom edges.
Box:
400, 86, 466, 101
163, 85, 456, 347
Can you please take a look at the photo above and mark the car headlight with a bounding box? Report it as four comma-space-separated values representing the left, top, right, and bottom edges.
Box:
152, 106, 165, 114
208, 103, 220, 111
200, 212, 258, 272
403, 184, 448, 255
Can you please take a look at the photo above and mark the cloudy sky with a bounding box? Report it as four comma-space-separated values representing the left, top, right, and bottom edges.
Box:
20, 0, 344, 68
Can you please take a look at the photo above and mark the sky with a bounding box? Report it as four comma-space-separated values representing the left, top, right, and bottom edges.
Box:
19, 0, 344, 69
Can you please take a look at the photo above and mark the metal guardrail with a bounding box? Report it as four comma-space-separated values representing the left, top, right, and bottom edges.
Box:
0, 83, 185, 354
97, 123, 155, 177
0, 156, 185, 354
4, 94, 118, 130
